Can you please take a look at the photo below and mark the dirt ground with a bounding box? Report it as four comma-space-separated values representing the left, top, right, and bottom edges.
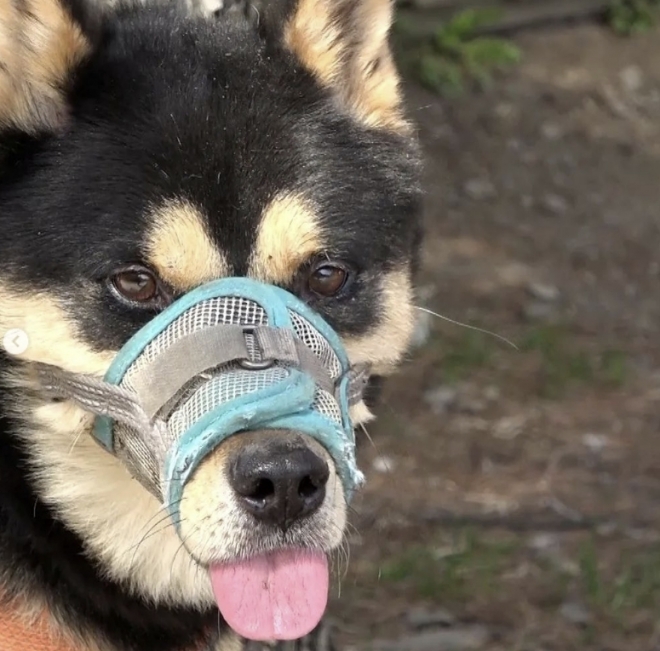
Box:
328, 20, 660, 651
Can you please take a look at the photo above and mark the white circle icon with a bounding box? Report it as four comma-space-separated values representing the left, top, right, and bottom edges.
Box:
3, 328, 29, 356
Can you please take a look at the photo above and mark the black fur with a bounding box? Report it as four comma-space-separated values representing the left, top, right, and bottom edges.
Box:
0, 1, 422, 648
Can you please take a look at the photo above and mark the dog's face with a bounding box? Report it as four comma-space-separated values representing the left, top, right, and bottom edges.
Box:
0, 0, 421, 640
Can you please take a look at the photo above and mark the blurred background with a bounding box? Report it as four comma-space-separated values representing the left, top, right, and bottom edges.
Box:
330, 2, 660, 650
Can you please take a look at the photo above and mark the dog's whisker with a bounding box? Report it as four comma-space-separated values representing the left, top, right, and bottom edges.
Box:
67, 430, 86, 454
129, 516, 183, 572
415, 305, 519, 350
136, 498, 185, 534
128, 513, 179, 554
172, 519, 209, 580
358, 423, 380, 456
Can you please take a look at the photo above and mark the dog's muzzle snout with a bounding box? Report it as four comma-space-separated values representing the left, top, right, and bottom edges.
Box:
228, 431, 329, 531
34, 277, 368, 529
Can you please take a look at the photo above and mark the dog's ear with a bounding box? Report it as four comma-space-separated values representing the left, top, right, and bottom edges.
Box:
264, 0, 408, 133
0, 0, 96, 135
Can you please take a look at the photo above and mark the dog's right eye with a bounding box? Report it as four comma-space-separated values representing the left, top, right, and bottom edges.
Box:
110, 266, 165, 307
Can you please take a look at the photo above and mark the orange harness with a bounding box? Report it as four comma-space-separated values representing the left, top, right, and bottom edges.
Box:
0, 604, 80, 651
0, 598, 212, 651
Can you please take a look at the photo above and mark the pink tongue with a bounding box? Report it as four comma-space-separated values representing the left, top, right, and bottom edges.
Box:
209, 549, 329, 641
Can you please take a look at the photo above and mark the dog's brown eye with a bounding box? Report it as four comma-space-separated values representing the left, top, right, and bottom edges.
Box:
308, 264, 348, 297
111, 267, 159, 304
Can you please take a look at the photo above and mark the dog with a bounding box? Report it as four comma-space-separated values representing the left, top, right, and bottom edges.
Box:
0, 0, 423, 649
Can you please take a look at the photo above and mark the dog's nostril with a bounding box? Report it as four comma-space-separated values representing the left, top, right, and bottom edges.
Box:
249, 478, 275, 502
298, 475, 319, 500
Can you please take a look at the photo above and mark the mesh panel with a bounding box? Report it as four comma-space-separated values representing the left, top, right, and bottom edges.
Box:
122, 297, 267, 393
168, 367, 290, 439
312, 389, 343, 425
289, 311, 342, 379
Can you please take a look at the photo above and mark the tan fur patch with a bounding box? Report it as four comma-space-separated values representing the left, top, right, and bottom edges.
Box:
284, 0, 345, 88
144, 199, 229, 291
0, 0, 90, 134
0, 284, 114, 374
283, 0, 409, 133
248, 192, 325, 284
343, 267, 416, 375
215, 632, 244, 651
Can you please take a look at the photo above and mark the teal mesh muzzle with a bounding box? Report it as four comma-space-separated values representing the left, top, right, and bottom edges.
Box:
37, 278, 368, 512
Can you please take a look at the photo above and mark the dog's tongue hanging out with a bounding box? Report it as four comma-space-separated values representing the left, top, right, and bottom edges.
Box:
209, 549, 329, 641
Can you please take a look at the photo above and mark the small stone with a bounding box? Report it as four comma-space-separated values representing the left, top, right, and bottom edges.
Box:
484, 385, 501, 402
494, 102, 516, 120
620, 65, 643, 93
372, 455, 396, 474
540, 193, 568, 216
541, 122, 563, 140
424, 386, 458, 415
463, 178, 497, 201
582, 433, 609, 453
493, 415, 526, 440
451, 416, 489, 435
507, 137, 523, 151
481, 458, 495, 474
522, 301, 559, 323
520, 194, 534, 209
526, 282, 560, 302
596, 521, 619, 537
528, 534, 578, 575
372, 626, 489, 651
406, 607, 456, 630
458, 396, 487, 414
560, 601, 592, 627
528, 532, 559, 552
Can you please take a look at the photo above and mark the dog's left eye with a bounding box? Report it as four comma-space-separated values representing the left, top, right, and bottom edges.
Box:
110, 266, 166, 307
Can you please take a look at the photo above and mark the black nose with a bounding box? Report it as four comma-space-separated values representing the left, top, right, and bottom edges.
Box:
228, 440, 330, 531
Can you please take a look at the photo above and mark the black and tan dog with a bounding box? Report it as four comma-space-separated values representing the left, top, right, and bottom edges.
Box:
0, 0, 422, 649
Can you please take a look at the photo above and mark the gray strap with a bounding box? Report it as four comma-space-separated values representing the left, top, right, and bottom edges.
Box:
36, 364, 154, 438
131, 325, 250, 418
294, 340, 335, 395
254, 328, 299, 365
254, 326, 334, 393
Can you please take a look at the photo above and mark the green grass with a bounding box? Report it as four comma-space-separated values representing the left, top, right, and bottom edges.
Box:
579, 539, 603, 604
380, 529, 518, 601
578, 536, 660, 623
394, 8, 521, 96
599, 349, 628, 387
608, 0, 660, 35
439, 331, 495, 384
424, 322, 629, 396
521, 325, 629, 398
